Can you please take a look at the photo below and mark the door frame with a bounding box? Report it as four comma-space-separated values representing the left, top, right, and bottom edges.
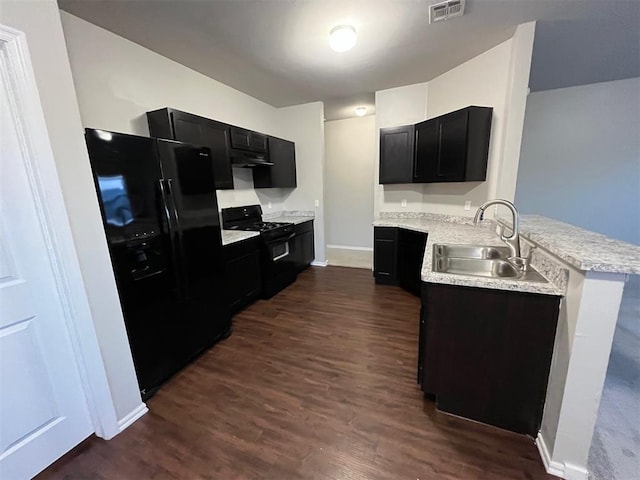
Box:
1, 25, 121, 439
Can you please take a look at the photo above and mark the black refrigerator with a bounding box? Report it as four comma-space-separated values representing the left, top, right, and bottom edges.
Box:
85, 128, 230, 399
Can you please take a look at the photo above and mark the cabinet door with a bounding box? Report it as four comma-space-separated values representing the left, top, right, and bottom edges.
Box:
300, 231, 314, 267
379, 125, 414, 184
199, 121, 234, 190
249, 131, 268, 153
373, 227, 398, 284
397, 229, 427, 296
170, 111, 234, 190
422, 283, 560, 436
253, 136, 296, 188
437, 109, 469, 181
414, 118, 439, 182
224, 240, 262, 313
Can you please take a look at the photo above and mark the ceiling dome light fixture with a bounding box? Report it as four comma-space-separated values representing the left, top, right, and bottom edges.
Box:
355, 106, 368, 116
329, 25, 357, 52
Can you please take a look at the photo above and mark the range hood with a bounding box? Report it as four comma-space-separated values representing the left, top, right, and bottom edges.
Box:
231, 151, 274, 167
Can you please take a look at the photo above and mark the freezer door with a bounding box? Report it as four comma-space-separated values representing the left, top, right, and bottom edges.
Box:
156, 139, 230, 347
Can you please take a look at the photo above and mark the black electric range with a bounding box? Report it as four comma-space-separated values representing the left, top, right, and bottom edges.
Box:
222, 205, 297, 298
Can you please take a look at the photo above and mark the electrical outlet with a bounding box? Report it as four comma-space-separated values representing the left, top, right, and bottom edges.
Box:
464, 201, 471, 211
401, 199, 407, 207
268, 201, 272, 209
314, 199, 320, 207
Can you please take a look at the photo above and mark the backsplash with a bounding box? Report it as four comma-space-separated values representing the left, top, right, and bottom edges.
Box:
263, 210, 314, 220
379, 211, 491, 227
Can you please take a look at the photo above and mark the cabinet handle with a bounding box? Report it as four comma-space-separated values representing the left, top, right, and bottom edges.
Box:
436, 122, 445, 177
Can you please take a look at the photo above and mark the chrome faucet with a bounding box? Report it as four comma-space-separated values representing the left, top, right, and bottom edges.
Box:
474, 199, 521, 259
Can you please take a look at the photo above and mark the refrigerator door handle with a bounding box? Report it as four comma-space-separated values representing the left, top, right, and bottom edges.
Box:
164, 177, 191, 299
158, 179, 173, 232
166, 178, 182, 231
158, 179, 184, 299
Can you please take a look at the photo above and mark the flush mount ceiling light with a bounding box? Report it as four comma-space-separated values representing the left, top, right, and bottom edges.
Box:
329, 25, 357, 52
355, 106, 367, 116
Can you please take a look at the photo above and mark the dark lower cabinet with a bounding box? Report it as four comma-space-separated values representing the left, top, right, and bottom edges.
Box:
374, 227, 427, 296
419, 282, 561, 436
293, 220, 314, 271
397, 229, 428, 296
373, 227, 399, 285
223, 237, 261, 313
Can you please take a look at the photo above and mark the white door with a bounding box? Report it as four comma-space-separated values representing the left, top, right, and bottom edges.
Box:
0, 50, 93, 480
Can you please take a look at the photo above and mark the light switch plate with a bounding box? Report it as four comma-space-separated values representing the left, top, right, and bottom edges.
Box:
464, 201, 471, 211
314, 199, 320, 207
401, 199, 407, 207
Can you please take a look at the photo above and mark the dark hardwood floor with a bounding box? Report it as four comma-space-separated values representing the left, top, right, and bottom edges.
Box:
38, 266, 553, 480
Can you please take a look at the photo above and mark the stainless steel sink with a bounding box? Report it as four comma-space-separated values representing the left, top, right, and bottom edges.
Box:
432, 244, 547, 282
433, 244, 511, 260
434, 257, 520, 278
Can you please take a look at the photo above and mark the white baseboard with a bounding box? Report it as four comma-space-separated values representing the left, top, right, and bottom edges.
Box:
536, 433, 589, 480
326, 244, 373, 252
117, 403, 148, 433
311, 260, 328, 267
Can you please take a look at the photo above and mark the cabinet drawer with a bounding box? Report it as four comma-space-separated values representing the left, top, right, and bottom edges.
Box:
374, 226, 398, 241
294, 220, 314, 235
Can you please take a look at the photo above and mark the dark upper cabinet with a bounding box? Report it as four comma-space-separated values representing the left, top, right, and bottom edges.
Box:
147, 108, 234, 190
414, 106, 493, 183
379, 106, 493, 184
229, 127, 268, 153
253, 136, 297, 188
379, 125, 415, 184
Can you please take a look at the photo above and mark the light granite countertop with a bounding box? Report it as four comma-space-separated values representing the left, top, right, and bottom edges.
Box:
373, 216, 566, 296
221, 230, 260, 246
500, 215, 640, 274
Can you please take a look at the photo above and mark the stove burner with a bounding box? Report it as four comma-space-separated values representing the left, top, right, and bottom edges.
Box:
233, 221, 293, 232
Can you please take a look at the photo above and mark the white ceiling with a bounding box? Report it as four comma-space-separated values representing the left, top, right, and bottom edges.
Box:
59, 0, 640, 121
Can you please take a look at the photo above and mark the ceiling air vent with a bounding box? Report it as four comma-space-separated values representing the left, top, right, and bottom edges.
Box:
429, 0, 466, 23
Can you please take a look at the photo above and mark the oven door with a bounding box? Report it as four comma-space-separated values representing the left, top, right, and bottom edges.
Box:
263, 233, 297, 275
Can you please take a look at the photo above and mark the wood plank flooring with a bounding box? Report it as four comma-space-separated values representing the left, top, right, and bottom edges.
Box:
38, 266, 554, 480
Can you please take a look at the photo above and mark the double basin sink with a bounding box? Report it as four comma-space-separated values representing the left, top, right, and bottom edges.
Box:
432, 244, 547, 282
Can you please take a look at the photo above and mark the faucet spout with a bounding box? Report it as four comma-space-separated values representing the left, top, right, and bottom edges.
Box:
473, 199, 521, 258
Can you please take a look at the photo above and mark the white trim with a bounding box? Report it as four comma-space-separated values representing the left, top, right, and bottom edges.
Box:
536, 433, 564, 478
117, 404, 148, 433
326, 244, 374, 252
311, 260, 329, 267
536, 433, 588, 480
0, 25, 122, 439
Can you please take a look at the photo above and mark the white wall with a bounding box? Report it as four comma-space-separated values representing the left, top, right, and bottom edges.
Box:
515, 78, 640, 245
61, 12, 281, 212
374, 22, 535, 218
1, 1, 142, 423
325, 116, 376, 249
277, 102, 327, 263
